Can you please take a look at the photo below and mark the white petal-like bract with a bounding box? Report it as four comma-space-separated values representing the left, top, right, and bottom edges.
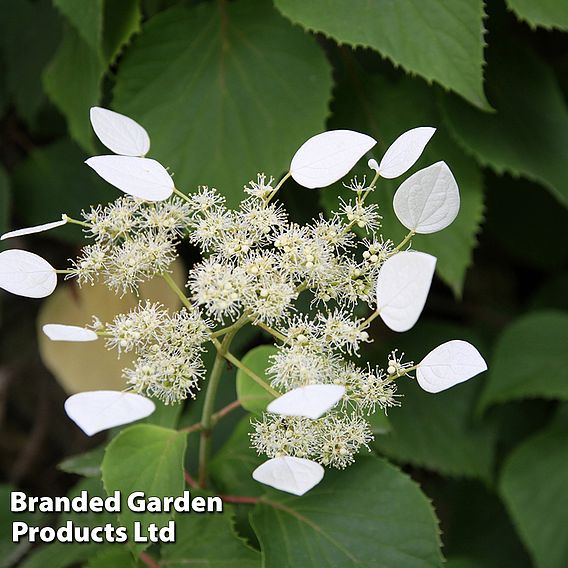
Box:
1, 216, 68, 241
416, 340, 487, 393
252, 456, 324, 496
290, 130, 376, 189
43, 324, 98, 342
378, 127, 436, 179
393, 161, 460, 234
85, 156, 174, 201
64, 391, 155, 436
0, 250, 57, 298
376, 251, 436, 332
267, 384, 345, 419
90, 107, 150, 157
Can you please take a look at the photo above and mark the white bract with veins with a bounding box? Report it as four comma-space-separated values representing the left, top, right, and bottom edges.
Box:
252, 456, 324, 495
64, 390, 155, 436
416, 340, 488, 393
290, 130, 376, 188
85, 156, 174, 201
267, 384, 345, 419
376, 251, 436, 332
2, 108, 487, 496
393, 161, 460, 234
90, 107, 150, 157
43, 324, 98, 342
0, 250, 57, 298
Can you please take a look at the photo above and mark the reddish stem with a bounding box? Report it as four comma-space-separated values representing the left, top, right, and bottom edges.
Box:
139, 551, 159, 568
184, 470, 199, 489
220, 494, 260, 505
213, 399, 241, 423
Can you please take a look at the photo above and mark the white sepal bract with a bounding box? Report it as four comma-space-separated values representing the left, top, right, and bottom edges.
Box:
267, 384, 345, 419
393, 161, 460, 234
43, 324, 98, 342
85, 156, 174, 201
290, 130, 376, 189
1, 216, 68, 241
64, 390, 155, 436
252, 456, 324, 495
0, 250, 57, 298
416, 340, 487, 393
378, 127, 436, 179
376, 251, 436, 332
90, 107, 150, 157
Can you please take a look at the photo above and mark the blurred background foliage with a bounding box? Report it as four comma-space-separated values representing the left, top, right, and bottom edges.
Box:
0, 0, 567, 567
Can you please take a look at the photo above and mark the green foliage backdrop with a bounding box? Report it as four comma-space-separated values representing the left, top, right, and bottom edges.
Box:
0, 0, 567, 567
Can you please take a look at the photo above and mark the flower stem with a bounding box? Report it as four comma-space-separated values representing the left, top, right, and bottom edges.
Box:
223, 351, 280, 397
254, 321, 288, 343
391, 230, 415, 254
173, 187, 193, 203
197, 323, 244, 488
161, 272, 193, 310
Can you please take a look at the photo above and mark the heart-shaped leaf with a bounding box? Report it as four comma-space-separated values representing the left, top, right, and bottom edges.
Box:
376, 251, 436, 332
252, 456, 324, 496
64, 390, 155, 436
290, 130, 376, 188
393, 161, 460, 234
85, 155, 174, 201
90, 107, 150, 157
267, 384, 345, 419
416, 340, 487, 393
0, 249, 57, 298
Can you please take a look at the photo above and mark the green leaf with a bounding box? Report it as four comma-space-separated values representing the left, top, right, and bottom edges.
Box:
161, 501, 260, 567
103, 0, 141, 65
210, 416, 264, 496
58, 445, 105, 477
372, 321, 494, 480
101, 424, 187, 550
251, 455, 442, 567
43, 22, 104, 151
499, 408, 568, 568
506, 0, 568, 31
113, 0, 332, 207
237, 345, 277, 414
442, 41, 568, 207
324, 72, 484, 295
274, 0, 489, 110
53, 0, 104, 55
12, 138, 114, 242
479, 311, 568, 410
85, 548, 137, 568
367, 408, 391, 435
21, 477, 120, 568
0, 0, 61, 125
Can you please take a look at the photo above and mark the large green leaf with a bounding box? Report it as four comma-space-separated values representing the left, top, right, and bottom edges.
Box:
113, 0, 332, 206
442, 41, 568, 207
251, 455, 442, 567
499, 408, 568, 568
160, 501, 260, 567
101, 424, 187, 550
480, 311, 568, 410
0, 0, 61, 125
372, 321, 494, 480
58, 446, 106, 478
325, 72, 484, 295
210, 416, 264, 497
506, 0, 568, 31
53, 0, 104, 55
237, 345, 277, 414
274, 0, 489, 109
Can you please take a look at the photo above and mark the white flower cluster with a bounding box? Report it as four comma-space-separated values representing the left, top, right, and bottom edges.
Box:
0, 109, 489, 496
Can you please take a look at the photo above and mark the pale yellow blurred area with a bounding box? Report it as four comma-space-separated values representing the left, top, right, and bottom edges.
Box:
37, 259, 186, 394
